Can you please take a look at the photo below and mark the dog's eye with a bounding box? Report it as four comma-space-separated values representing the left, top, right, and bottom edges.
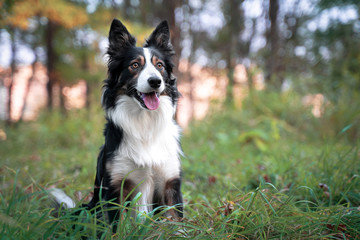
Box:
156, 62, 163, 69
131, 62, 139, 69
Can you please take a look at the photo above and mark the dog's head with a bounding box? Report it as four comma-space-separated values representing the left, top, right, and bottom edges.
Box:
103, 19, 179, 111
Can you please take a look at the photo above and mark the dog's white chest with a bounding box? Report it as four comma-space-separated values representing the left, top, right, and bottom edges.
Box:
107, 95, 182, 180
119, 121, 181, 167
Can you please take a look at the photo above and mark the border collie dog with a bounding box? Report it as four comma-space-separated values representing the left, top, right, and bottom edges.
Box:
83, 19, 183, 226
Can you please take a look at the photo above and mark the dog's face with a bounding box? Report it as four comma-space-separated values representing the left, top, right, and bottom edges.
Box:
119, 47, 167, 110
103, 19, 179, 111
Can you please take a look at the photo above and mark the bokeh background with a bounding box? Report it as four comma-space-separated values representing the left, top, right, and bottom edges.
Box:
1, 1, 360, 238
1, 0, 359, 127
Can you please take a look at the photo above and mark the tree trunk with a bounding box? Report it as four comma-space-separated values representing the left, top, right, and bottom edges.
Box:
60, 85, 66, 114
187, 38, 197, 121
7, 27, 16, 125
123, 0, 131, 19
19, 58, 37, 121
266, 0, 283, 88
166, 0, 181, 66
85, 83, 91, 109
183, 0, 196, 121
111, 0, 121, 19
45, 20, 58, 110
224, 0, 241, 107
225, 59, 235, 106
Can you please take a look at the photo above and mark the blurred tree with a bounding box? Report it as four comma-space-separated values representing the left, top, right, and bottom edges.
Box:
155, 0, 182, 63
7, 27, 17, 125
281, 0, 311, 82
264, 0, 284, 89
1, 0, 183, 118
4, 0, 88, 111
0, 0, 16, 124
116, 0, 182, 59
263, 0, 313, 92
19, 18, 43, 121
3, 0, 358, 123
180, 0, 198, 119
259, 0, 360, 95
311, 0, 360, 98
199, 0, 250, 106
223, 0, 244, 106
45, 20, 58, 110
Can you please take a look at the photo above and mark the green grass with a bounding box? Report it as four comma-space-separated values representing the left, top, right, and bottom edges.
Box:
1, 90, 359, 239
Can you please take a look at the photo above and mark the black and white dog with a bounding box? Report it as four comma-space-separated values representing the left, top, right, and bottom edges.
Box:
52, 19, 183, 228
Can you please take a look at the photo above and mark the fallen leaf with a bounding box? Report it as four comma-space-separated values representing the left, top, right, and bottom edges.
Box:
281, 182, 292, 192
263, 175, 271, 183
208, 176, 217, 185
84, 192, 94, 202
319, 183, 329, 191
326, 223, 347, 232
74, 191, 82, 201
24, 184, 33, 194
224, 201, 234, 216
30, 155, 41, 162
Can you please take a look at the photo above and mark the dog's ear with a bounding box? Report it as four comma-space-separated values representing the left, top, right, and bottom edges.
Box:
145, 20, 174, 55
108, 19, 136, 50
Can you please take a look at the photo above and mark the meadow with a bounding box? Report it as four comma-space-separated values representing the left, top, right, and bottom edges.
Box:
1, 89, 359, 239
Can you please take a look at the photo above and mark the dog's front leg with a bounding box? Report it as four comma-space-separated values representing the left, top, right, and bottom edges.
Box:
164, 178, 183, 219
131, 176, 154, 218
113, 168, 154, 219
104, 188, 121, 233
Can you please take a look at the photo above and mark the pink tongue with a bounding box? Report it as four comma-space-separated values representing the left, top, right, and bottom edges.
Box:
142, 92, 160, 110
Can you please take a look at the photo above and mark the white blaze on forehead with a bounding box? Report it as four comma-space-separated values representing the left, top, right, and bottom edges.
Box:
136, 48, 164, 93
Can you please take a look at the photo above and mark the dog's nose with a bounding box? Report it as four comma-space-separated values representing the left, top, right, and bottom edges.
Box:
148, 77, 162, 89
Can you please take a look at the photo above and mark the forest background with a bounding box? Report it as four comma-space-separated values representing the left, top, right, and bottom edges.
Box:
1, 0, 360, 238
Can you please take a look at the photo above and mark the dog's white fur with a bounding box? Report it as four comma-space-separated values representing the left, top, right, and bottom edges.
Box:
106, 90, 182, 214
49, 188, 76, 208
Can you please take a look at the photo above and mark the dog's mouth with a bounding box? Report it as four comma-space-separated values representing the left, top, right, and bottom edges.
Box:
134, 91, 160, 110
